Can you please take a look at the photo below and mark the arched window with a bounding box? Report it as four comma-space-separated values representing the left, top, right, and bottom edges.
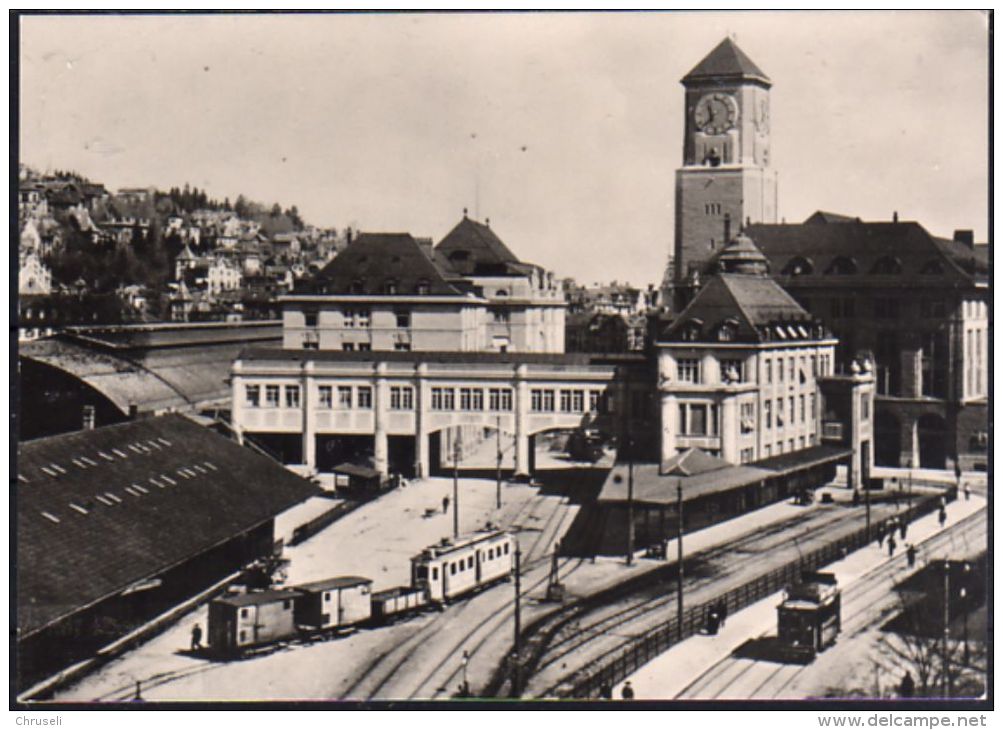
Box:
870, 256, 902, 275
495, 289, 509, 297
825, 256, 858, 275
680, 319, 703, 342
920, 259, 945, 276
716, 318, 739, 342
781, 257, 814, 276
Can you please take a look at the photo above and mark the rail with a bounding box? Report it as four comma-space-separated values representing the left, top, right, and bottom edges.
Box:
550, 486, 956, 699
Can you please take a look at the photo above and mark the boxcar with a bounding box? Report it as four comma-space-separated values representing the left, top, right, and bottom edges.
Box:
411, 529, 513, 603
293, 576, 373, 631
208, 589, 302, 655
777, 571, 841, 662
371, 585, 430, 623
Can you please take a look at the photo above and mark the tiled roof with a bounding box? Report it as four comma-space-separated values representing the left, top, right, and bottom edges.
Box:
661, 447, 731, 476
435, 217, 525, 276
599, 459, 773, 505
662, 273, 813, 343
682, 37, 770, 86
309, 233, 464, 296
744, 217, 988, 284
16, 414, 320, 636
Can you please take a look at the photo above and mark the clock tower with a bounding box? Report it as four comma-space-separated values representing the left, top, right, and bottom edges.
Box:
670, 38, 778, 307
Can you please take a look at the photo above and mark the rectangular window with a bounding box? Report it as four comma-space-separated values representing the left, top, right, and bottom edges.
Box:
357, 387, 372, 408
245, 385, 260, 407
338, 386, 353, 409
560, 390, 572, 413
304, 307, 318, 328
318, 385, 333, 409
358, 343, 372, 352
765, 359, 772, 384
689, 404, 707, 435
343, 308, 355, 328
589, 391, 601, 412
811, 355, 817, 377
343, 342, 355, 352
460, 388, 473, 411
572, 390, 585, 413
764, 444, 772, 458
776, 397, 784, 426
390, 386, 414, 410
788, 396, 795, 424
799, 395, 805, 423
543, 390, 555, 412
861, 393, 870, 420
721, 359, 745, 383
432, 388, 444, 410
810, 393, 816, 420
764, 399, 772, 429
394, 342, 412, 351
740, 402, 755, 434
265, 385, 280, 407
395, 310, 411, 328
779, 358, 785, 383
740, 447, 755, 464
357, 309, 370, 328
678, 359, 700, 383
285, 385, 300, 408
788, 358, 795, 381
531, 389, 554, 412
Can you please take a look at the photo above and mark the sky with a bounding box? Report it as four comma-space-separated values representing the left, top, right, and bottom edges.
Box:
19, 11, 989, 287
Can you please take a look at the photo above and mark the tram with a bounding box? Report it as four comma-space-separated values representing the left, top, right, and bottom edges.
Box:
776, 571, 841, 662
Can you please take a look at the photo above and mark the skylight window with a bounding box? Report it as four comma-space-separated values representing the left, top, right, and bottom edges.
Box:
51, 463, 67, 474
41, 511, 61, 524
204, 461, 218, 471
133, 484, 150, 494
69, 503, 89, 515
160, 475, 177, 485
786, 326, 800, 339
774, 326, 787, 339
146, 440, 162, 450
193, 464, 208, 474
124, 487, 141, 497
158, 438, 172, 447
95, 495, 113, 506
178, 468, 195, 479
112, 448, 128, 458
149, 477, 165, 488
17, 474, 28, 483
40, 466, 58, 478
128, 445, 144, 454
105, 492, 123, 504
81, 456, 99, 466
98, 451, 115, 462
72, 458, 88, 469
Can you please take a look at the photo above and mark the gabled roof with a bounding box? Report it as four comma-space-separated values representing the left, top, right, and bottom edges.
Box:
16, 414, 319, 637
661, 447, 731, 477
745, 216, 988, 284
662, 272, 812, 343
682, 37, 771, 87
295, 576, 372, 593
308, 233, 464, 296
435, 216, 525, 276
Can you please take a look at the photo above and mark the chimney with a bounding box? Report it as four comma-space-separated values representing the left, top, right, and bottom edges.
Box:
724, 213, 732, 244
82, 405, 96, 430
953, 229, 974, 248
128, 403, 139, 420
893, 211, 899, 223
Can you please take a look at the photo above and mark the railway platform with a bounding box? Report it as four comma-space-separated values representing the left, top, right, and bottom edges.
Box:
614, 491, 986, 700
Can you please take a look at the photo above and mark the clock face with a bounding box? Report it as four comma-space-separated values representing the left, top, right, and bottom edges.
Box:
755, 99, 770, 133
694, 93, 738, 135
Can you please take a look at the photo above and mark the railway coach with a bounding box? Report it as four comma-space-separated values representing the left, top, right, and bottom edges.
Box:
411, 529, 513, 603
777, 571, 841, 662
293, 576, 373, 631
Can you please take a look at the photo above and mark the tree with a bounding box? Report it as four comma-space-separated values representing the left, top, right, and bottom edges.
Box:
270, 203, 282, 218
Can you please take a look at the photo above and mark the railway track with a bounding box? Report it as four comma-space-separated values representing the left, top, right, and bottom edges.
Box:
674, 507, 987, 700
338, 487, 578, 700
521, 502, 904, 696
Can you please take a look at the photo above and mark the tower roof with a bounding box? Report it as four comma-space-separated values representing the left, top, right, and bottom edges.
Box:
682, 37, 771, 87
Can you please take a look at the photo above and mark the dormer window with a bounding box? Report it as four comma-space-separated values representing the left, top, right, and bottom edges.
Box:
870, 256, 903, 275
680, 319, 703, 342
384, 278, 399, 295
716, 318, 739, 341
825, 256, 858, 275
416, 279, 430, 295
781, 256, 814, 276
351, 279, 365, 294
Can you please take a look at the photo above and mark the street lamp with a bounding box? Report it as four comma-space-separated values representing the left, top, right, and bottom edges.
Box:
453, 429, 462, 539
461, 649, 470, 696
961, 562, 972, 666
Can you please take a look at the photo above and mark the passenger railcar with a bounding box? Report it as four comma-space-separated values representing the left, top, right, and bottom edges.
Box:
208, 589, 302, 655
411, 529, 513, 603
293, 576, 373, 631
777, 571, 841, 662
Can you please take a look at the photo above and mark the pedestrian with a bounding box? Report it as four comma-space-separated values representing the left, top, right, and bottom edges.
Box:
876, 524, 885, 548
719, 599, 728, 627
938, 508, 947, 529
964, 484, 971, 502
600, 682, 613, 700
190, 623, 203, 652
887, 535, 896, 557
899, 520, 908, 540
906, 544, 916, 568
620, 681, 635, 700
899, 671, 915, 698
443, 495, 450, 514
852, 489, 860, 507
706, 606, 720, 635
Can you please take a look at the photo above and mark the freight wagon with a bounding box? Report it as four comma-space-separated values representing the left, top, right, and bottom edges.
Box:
208, 589, 302, 655
293, 576, 372, 631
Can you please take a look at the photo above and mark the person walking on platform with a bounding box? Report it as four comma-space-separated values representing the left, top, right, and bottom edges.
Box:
190, 623, 203, 652
964, 484, 971, 502
620, 681, 635, 700
899, 519, 908, 540
876, 523, 885, 548
443, 495, 450, 515
887, 535, 896, 557
718, 599, 728, 627
906, 543, 916, 568
938, 507, 947, 529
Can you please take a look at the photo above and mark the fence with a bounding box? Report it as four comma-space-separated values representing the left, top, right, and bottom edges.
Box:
557, 487, 956, 699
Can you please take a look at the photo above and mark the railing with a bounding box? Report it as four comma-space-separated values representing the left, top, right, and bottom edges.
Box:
821, 421, 845, 441
555, 486, 956, 699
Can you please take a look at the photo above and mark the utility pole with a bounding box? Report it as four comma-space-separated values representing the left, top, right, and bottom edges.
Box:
512, 541, 522, 696
496, 415, 502, 510
453, 430, 461, 539
677, 482, 684, 632
943, 560, 951, 698
626, 447, 635, 566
